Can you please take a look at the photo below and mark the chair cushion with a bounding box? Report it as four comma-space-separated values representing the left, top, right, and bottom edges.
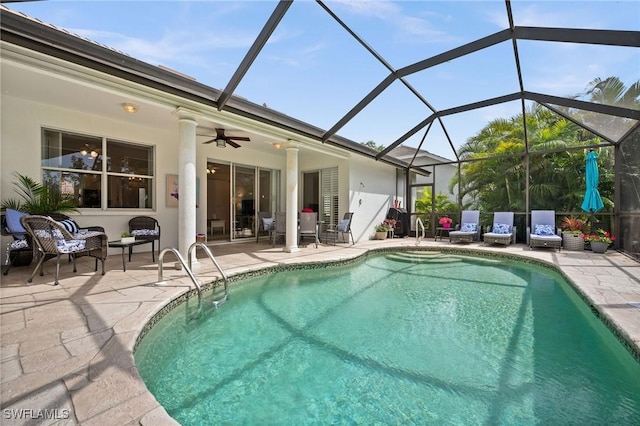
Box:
57, 218, 79, 235
493, 223, 511, 234
337, 219, 350, 232
460, 222, 477, 232
55, 239, 86, 253
6, 209, 27, 234
262, 217, 274, 230
132, 229, 159, 236
534, 224, 555, 236
10, 239, 29, 250
34, 229, 65, 239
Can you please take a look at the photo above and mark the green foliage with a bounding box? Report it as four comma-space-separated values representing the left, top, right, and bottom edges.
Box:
453, 76, 633, 214
414, 190, 457, 214
360, 140, 385, 152
1, 172, 78, 215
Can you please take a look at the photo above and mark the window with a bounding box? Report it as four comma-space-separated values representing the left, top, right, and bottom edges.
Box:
41, 129, 154, 209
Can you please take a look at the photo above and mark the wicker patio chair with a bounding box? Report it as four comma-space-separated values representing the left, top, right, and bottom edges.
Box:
129, 216, 161, 262
20, 215, 107, 285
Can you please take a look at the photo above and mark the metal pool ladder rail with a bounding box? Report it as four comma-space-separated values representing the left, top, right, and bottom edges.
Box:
415, 217, 425, 245
157, 242, 229, 308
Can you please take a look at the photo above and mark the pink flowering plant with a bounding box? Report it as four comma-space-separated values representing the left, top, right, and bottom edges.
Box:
582, 229, 616, 244
438, 216, 453, 226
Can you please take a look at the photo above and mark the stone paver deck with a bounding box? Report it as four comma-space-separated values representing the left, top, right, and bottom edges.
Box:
1, 239, 639, 425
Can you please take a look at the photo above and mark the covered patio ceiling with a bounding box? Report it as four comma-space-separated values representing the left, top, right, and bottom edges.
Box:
1, 0, 639, 173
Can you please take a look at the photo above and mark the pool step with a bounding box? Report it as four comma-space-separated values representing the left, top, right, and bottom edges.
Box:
385, 251, 442, 263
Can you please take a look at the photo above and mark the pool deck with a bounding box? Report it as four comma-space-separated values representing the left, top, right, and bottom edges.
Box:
1, 238, 639, 425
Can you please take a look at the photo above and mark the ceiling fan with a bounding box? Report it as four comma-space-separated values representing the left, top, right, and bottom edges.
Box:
201, 128, 250, 148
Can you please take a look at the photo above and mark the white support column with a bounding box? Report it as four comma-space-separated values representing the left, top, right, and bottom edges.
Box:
285, 141, 300, 253
176, 108, 197, 260
196, 133, 207, 242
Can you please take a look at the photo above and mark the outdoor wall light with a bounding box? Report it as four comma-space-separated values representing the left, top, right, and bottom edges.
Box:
273, 142, 282, 149
121, 103, 138, 113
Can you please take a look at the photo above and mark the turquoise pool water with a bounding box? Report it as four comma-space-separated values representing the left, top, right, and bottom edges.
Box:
135, 252, 640, 425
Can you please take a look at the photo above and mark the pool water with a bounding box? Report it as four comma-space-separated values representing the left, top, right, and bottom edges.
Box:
135, 252, 640, 425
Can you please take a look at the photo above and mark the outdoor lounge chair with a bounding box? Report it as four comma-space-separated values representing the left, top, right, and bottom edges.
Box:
483, 212, 516, 246
272, 212, 286, 247
528, 210, 562, 251
325, 212, 354, 245
21, 215, 108, 285
257, 211, 274, 242
299, 212, 320, 248
449, 210, 480, 243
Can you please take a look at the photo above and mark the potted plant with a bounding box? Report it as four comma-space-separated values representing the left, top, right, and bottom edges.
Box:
560, 216, 585, 251
374, 222, 389, 240
1, 172, 78, 215
121, 231, 135, 244
583, 229, 616, 254
438, 216, 453, 229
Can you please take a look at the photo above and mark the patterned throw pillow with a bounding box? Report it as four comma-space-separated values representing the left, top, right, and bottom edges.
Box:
534, 224, 555, 236
460, 222, 477, 232
493, 223, 511, 234
57, 219, 79, 235
132, 229, 159, 236
337, 219, 350, 232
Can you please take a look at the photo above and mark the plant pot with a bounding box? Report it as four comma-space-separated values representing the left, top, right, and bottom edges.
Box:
375, 231, 387, 240
121, 237, 135, 244
590, 241, 608, 254
562, 232, 584, 251
443, 223, 450, 229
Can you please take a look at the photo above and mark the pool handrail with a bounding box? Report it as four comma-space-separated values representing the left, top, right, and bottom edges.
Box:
157, 247, 202, 297
188, 242, 229, 308
416, 217, 425, 245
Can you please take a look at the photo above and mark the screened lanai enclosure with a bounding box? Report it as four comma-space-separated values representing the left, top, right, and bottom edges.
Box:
2, 0, 639, 258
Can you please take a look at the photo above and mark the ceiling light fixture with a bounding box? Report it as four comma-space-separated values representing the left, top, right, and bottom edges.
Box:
215, 138, 226, 148
121, 103, 138, 113
272, 142, 282, 149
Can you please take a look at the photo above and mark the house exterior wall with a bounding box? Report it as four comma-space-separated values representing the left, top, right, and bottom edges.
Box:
1, 54, 400, 259
349, 155, 398, 240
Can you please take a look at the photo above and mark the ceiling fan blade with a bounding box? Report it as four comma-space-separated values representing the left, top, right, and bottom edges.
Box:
227, 136, 250, 141
227, 140, 241, 148
202, 138, 215, 144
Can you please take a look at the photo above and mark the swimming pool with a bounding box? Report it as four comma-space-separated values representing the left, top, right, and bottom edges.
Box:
135, 251, 640, 424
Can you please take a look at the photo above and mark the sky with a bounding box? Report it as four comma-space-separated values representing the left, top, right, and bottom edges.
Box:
6, 0, 640, 160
